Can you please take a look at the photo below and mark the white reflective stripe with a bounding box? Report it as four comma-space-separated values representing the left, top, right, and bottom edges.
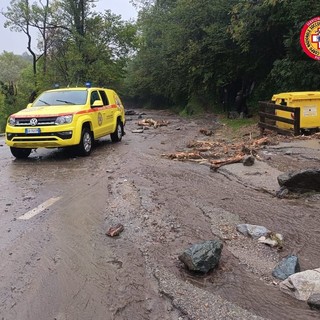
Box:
18, 197, 61, 220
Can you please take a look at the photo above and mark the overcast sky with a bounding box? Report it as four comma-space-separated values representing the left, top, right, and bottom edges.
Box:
0, 0, 137, 54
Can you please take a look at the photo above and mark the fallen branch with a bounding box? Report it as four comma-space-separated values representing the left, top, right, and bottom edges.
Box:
163, 135, 276, 169
137, 118, 169, 128
162, 151, 202, 160
252, 136, 270, 147
210, 154, 245, 170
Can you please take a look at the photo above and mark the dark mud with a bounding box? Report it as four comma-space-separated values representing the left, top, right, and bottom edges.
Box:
0, 110, 320, 319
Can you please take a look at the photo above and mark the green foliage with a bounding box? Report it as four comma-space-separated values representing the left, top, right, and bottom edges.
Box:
221, 117, 257, 131
126, 0, 240, 110
0, 1, 138, 133
125, 0, 320, 112
0, 52, 30, 83
3, 0, 320, 118
180, 94, 205, 116
0, 93, 6, 132
42, 8, 137, 88
0, 52, 32, 132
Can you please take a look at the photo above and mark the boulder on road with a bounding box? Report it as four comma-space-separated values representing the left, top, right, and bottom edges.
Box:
308, 293, 320, 310
277, 169, 320, 192
179, 240, 223, 273
242, 155, 255, 166
236, 224, 270, 239
279, 268, 320, 301
272, 255, 300, 280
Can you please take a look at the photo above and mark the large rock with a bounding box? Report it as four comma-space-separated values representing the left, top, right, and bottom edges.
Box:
308, 293, 320, 310
279, 268, 320, 301
277, 169, 320, 192
272, 255, 300, 280
236, 224, 270, 239
242, 155, 255, 166
179, 240, 223, 273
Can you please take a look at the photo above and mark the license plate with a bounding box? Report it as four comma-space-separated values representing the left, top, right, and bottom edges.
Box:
25, 128, 41, 134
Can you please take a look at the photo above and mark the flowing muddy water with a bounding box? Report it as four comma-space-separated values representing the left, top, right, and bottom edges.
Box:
0, 109, 320, 319
120, 110, 320, 319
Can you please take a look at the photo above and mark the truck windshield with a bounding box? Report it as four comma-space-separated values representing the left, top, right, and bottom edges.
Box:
33, 90, 88, 106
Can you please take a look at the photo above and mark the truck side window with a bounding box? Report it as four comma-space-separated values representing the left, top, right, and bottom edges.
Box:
115, 95, 122, 107
99, 90, 109, 106
90, 91, 100, 106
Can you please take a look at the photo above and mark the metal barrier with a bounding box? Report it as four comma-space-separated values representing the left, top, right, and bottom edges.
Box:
258, 101, 301, 136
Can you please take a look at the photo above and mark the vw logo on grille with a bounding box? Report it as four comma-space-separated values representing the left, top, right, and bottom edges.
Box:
30, 118, 38, 126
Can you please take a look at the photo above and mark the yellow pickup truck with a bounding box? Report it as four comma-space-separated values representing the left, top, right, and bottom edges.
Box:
5, 87, 126, 158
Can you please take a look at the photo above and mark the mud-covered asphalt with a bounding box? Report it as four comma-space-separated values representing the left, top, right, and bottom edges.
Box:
0, 109, 320, 320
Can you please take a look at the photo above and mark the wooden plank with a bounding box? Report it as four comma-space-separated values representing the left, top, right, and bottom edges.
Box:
293, 108, 301, 136
258, 101, 300, 136
258, 112, 295, 124
259, 102, 298, 113
258, 122, 294, 136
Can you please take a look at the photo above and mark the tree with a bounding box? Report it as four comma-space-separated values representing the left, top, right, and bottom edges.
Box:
126, 0, 320, 112
126, 0, 239, 111
0, 51, 30, 83
3, 0, 137, 92
0, 52, 32, 131
44, 7, 137, 87
4, 0, 38, 81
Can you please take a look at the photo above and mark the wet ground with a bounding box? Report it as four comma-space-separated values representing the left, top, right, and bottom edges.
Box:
0, 109, 320, 319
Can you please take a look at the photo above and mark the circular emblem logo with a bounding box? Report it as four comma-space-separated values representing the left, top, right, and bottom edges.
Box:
30, 118, 38, 126
300, 16, 320, 60
98, 112, 103, 126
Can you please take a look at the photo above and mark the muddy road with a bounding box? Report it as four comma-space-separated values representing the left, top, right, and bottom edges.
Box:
0, 109, 320, 320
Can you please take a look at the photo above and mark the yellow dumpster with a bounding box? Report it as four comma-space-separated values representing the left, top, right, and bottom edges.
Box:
272, 91, 320, 130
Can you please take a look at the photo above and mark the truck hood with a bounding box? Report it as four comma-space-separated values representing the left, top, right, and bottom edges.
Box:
13, 105, 84, 117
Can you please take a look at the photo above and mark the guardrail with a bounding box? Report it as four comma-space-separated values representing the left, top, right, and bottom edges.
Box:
258, 101, 301, 136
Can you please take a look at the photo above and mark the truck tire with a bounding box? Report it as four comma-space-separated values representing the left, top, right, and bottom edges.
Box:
10, 147, 32, 159
77, 127, 93, 156
110, 120, 123, 142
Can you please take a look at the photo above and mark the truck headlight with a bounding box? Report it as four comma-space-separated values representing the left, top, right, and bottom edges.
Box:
8, 116, 16, 126
55, 115, 73, 125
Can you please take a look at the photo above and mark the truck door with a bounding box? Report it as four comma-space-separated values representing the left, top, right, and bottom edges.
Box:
90, 90, 105, 138
99, 89, 114, 133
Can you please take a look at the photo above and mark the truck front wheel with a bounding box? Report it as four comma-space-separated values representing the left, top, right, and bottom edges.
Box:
10, 147, 32, 159
110, 120, 123, 142
77, 127, 93, 156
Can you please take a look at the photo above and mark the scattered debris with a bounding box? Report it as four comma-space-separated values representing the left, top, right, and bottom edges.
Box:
163, 136, 272, 169
106, 223, 124, 237
179, 240, 223, 273
199, 128, 214, 136
125, 110, 137, 115
137, 118, 169, 128
210, 154, 245, 171
258, 232, 283, 248
132, 129, 144, 134
272, 255, 300, 280
165, 151, 202, 161
237, 224, 283, 249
